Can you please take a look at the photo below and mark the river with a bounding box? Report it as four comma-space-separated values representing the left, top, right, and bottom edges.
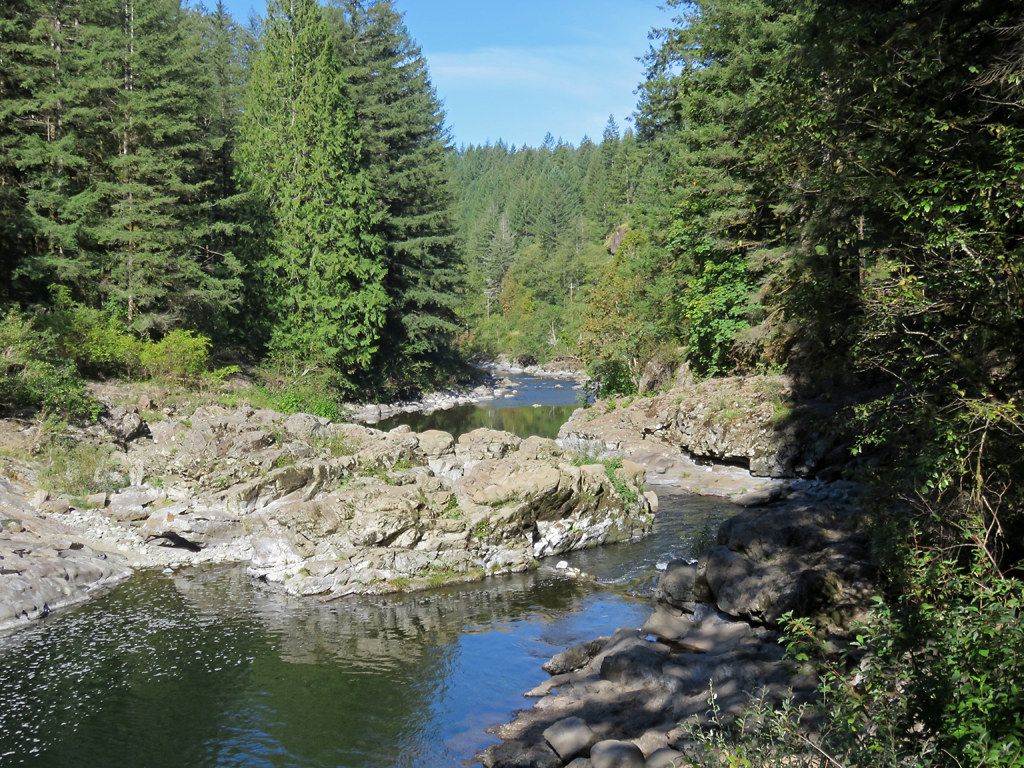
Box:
0, 376, 736, 768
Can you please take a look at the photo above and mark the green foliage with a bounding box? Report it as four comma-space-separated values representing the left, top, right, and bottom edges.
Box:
681, 257, 752, 376
329, 1, 464, 394
0, 307, 98, 420
37, 436, 123, 498
451, 130, 640, 369
601, 457, 639, 508
237, 0, 388, 377
138, 330, 211, 381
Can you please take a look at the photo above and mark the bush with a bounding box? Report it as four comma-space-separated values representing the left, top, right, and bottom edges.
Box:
45, 286, 142, 376
139, 330, 211, 381
0, 308, 99, 420
37, 437, 124, 499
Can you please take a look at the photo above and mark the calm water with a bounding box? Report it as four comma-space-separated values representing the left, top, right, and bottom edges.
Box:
0, 376, 736, 768
375, 374, 585, 439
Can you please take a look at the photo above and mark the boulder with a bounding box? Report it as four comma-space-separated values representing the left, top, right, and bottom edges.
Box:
646, 747, 685, 768
590, 740, 645, 768
101, 406, 150, 445
656, 559, 712, 611
599, 639, 667, 684
482, 740, 562, 768
417, 430, 455, 458
543, 717, 598, 762
637, 356, 676, 395
543, 636, 609, 675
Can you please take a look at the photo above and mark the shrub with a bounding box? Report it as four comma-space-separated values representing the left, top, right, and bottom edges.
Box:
0, 308, 98, 420
38, 438, 124, 498
45, 286, 142, 376
139, 330, 211, 381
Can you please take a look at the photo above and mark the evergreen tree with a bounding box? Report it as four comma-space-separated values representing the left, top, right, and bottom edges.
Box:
0, 1, 34, 296
237, 0, 387, 380
191, 1, 251, 335
4, 0, 120, 303
330, 0, 463, 392
96, 0, 241, 333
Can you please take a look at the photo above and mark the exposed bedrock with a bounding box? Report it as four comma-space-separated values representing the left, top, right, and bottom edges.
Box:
558, 374, 850, 500
1, 405, 655, 628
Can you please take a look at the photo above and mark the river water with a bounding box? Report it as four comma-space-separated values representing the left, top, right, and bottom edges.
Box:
376, 374, 586, 440
0, 377, 735, 768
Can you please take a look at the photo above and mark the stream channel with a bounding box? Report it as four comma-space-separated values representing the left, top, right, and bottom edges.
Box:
0, 375, 737, 768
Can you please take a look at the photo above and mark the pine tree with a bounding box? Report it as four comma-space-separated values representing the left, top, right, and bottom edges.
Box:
0, 1, 35, 296
4, 0, 120, 303
96, 0, 241, 333
237, 0, 387, 379
330, 0, 463, 392
190, 1, 251, 335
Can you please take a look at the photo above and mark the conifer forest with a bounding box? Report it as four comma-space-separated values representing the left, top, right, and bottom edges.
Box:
1, 1, 1023, 766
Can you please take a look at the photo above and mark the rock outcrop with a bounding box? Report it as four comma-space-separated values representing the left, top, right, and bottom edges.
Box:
1, 405, 655, 627
482, 489, 872, 768
559, 374, 845, 500
0, 479, 132, 632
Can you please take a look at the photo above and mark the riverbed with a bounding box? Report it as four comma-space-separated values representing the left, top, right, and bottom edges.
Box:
0, 377, 737, 768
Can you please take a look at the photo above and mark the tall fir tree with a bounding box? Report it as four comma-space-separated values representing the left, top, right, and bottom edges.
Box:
190, 0, 251, 335
96, 0, 241, 333
0, 1, 34, 297
330, 0, 464, 392
4, 0, 120, 304
237, 0, 387, 381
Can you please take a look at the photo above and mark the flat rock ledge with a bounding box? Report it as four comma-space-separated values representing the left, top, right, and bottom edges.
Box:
1, 406, 655, 629
481, 491, 873, 768
558, 374, 848, 502
0, 479, 132, 633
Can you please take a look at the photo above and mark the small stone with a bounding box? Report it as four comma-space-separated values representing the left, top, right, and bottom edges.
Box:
556, 560, 569, 570
40, 498, 70, 514
162, 568, 173, 575
590, 740, 645, 768
30, 489, 49, 508
85, 492, 108, 509
543, 716, 598, 762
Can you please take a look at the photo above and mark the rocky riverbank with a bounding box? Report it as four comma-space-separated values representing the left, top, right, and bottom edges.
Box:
481, 485, 873, 768
558, 373, 847, 503
478, 375, 873, 767
0, 402, 653, 632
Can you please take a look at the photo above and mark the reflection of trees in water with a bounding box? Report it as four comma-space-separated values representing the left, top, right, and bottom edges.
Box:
169, 566, 594, 768
0, 567, 593, 768
173, 565, 590, 667
378, 404, 578, 439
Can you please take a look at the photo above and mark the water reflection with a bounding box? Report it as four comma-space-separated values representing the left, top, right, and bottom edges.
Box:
375, 375, 585, 439
0, 491, 737, 768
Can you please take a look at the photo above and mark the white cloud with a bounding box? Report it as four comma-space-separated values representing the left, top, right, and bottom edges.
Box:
429, 45, 638, 98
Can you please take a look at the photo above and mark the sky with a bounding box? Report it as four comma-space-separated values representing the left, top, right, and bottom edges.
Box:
220, 0, 673, 148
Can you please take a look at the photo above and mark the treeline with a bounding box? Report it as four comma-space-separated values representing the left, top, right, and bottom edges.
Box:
0, 0, 462, 411
599, 1, 1022, 766
450, 121, 641, 363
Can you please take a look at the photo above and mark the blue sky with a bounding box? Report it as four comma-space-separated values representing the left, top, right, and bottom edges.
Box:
219, 0, 672, 147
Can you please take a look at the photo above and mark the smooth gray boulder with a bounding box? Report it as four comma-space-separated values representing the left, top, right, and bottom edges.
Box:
543, 636, 608, 675
482, 740, 561, 768
645, 747, 685, 767
542, 716, 598, 762
590, 740, 645, 768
